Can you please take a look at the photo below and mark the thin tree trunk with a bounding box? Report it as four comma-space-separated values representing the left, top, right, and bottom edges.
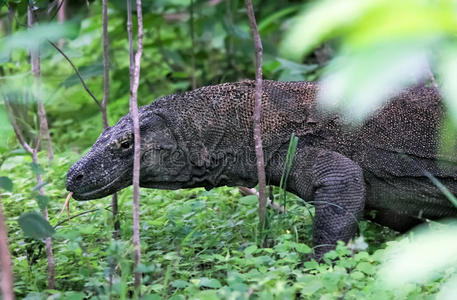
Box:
26, 6, 55, 289
244, 0, 267, 234
101, 0, 110, 130
57, 0, 66, 48
28, 7, 54, 162
0, 201, 15, 300
189, 0, 197, 89
101, 0, 120, 240
126, 0, 144, 293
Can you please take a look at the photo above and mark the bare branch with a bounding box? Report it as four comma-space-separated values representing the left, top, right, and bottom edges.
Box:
127, 0, 144, 292
244, 0, 267, 233
48, 41, 102, 109
0, 201, 15, 300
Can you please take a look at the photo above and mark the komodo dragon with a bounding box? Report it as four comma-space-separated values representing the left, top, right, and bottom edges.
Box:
66, 80, 457, 257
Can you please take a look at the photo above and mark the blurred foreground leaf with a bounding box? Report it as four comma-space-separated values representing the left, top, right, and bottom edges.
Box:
0, 22, 77, 57
18, 212, 55, 240
379, 224, 457, 288
280, 0, 457, 121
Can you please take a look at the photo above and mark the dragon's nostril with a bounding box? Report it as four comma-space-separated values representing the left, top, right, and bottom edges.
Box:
75, 174, 84, 181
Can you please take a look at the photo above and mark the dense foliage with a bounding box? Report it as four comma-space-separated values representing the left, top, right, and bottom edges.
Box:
1, 0, 457, 298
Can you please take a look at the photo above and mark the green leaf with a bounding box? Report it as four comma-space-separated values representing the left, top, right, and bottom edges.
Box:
0, 176, 13, 192
198, 277, 222, 289
0, 22, 77, 54
135, 263, 155, 273
317, 42, 429, 121
356, 262, 376, 275
171, 279, 188, 288
36, 195, 48, 210
244, 244, 258, 255
280, 0, 380, 60
18, 212, 55, 240
295, 243, 312, 254
239, 195, 258, 206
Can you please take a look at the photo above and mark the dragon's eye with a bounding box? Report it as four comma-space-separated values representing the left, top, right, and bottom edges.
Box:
120, 140, 131, 149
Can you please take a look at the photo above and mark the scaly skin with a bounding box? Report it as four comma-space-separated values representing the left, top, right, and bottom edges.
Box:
66, 80, 457, 258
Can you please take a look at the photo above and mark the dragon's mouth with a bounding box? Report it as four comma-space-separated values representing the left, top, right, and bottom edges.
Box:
71, 171, 130, 200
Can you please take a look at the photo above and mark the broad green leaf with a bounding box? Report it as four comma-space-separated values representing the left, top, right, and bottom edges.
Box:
18, 211, 55, 239
280, 0, 457, 61
171, 279, 188, 288
197, 277, 222, 289
317, 42, 429, 121
0, 22, 77, 54
356, 262, 376, 275
244, 244, 258, 255
295, 243, 312, 254
239, 195, 258, 205
0, 176, 13, 191
280, 0, 380, 61
378, 224, 457, 287
135, 263, 155, 273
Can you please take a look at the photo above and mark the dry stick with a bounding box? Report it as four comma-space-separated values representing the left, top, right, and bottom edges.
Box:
244, 0, 267, 235
126, 0, 144, 292
26, 6, 55, 289
0, 202, 15, 300
28, 9, 54, 162
48, 41, 102, 109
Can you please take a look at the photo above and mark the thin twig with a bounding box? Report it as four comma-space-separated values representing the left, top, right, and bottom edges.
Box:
48, 40, 102, 108
127, 0, 144, 292
244, 0, 267, 236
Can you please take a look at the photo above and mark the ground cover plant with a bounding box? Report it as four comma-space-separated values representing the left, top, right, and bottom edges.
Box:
2, 0, 457, 299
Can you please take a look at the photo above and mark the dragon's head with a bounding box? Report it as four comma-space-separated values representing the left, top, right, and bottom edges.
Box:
66, 108, 190, 200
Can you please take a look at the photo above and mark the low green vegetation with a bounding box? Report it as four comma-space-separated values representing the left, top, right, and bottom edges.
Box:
1, 151, 451, 299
